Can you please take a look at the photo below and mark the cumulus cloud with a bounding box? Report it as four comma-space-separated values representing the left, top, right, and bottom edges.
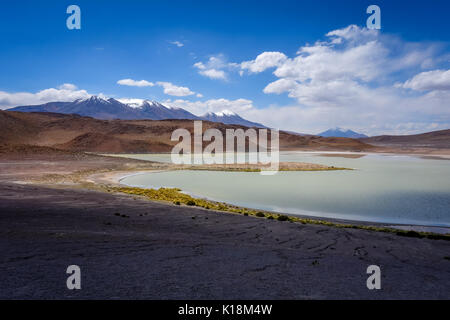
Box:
197, 68, 227, 80
263, 79, 298, 94
241, 52, 288, 74
193, 54, 236, 80
156, 81, 195, 97
117, 79, 155, 87
401, 69, 450, 91
0, 84, 91, 109
117, 78, 199, 97
230, 24, 450, 134
239, 25, 440, 107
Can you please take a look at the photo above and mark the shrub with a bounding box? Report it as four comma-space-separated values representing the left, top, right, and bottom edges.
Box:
396, 230, 422, 238
267, 216, 274, 220
256, 212, 265, 217
277, 215, 289, 222
186, 200, 196, 206
174, 201, 181, 205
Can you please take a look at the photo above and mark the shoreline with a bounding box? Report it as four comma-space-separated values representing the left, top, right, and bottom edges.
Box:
5, 149, 448, 235
89, 169, 450, 235
101, 150, 450, 160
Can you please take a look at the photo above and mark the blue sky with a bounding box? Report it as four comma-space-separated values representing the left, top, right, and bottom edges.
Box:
1, 0, 450, 135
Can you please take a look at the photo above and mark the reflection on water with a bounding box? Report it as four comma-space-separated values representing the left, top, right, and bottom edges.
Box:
117, 152, 450, 227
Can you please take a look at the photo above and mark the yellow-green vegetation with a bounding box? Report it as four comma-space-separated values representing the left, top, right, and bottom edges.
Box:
112, 186, 253, 214
111, 186, 450, 241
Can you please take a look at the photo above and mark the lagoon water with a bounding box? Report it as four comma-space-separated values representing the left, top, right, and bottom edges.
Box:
117, 152, 450, 227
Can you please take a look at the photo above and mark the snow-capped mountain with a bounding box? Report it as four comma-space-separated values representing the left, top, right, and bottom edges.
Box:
318, 127, 368, 138
200, 110, 266, 128
118, 99, 200, 120
11, 96, 133, 120
9, 96, 264, 127
10, 96, 200, 121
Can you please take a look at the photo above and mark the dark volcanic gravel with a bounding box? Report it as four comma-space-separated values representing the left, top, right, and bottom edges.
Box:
0, 182, 449, 299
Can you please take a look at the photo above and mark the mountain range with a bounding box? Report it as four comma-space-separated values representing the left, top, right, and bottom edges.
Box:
2, 108, 449, 154
0, 110, 374, 153
318, 127, 368, 138
9, 96, 266, 128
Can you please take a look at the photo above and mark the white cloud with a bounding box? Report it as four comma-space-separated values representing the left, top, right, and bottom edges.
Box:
58, 83, 78, 91
241, 52, 287, 74
198, 68, 227, 80
0, 84, 91, 109
278, 41, 387, 83
117, 79, 155, 87
326, 24, 379, 42
156, 81, 195, 97
193, 54, 236, 80
263, 79, 298, 95
401, 69, 450, 91
237, 90, 450, 136
169, 41, 184, 47
230, 24, 449, 135
240, 25, 438, 102
117, 78, 199, 97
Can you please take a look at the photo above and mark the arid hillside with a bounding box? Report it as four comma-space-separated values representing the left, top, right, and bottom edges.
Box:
360, 129, 450, 149
0, 111, 374, 153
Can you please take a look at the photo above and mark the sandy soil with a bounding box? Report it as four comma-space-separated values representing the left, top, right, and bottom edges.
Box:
0, 154, 449, 299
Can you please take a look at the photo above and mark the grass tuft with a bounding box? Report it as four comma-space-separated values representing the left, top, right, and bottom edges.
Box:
109, 186, 450, 241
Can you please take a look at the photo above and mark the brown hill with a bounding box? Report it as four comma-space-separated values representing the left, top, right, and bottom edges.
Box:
361, 129, 450, 149
0, 111, 374, 153
54, 132, 172, 153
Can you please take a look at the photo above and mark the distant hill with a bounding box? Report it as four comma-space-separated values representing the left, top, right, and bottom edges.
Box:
0, 110, 374, 153
360, 129, 450, 149
9, 96, 265, 127
318, 127, 368, 138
